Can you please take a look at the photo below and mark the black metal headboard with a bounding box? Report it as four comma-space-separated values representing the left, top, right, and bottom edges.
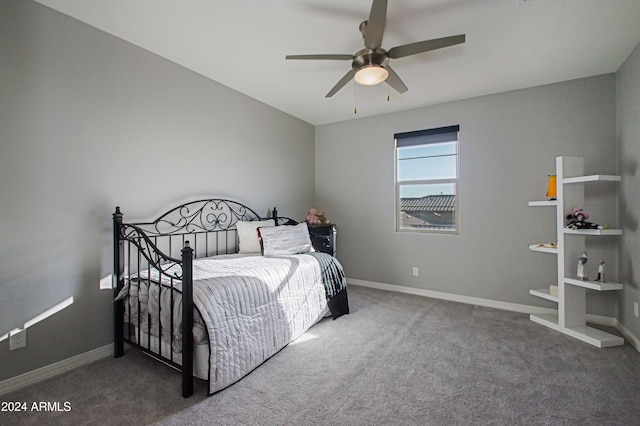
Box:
114, 199, 298, 278
119, 199, 299, 261
271, 207, 297, 227
131, 199, 262, 236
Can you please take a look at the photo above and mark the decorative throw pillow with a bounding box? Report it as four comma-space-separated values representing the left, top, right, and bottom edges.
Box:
237, 219, 275, 253
258, 222, 313, 256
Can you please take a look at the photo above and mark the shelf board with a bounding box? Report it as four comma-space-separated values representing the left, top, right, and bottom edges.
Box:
530, 288, 559, 302
530, 313, 560, 330
563, 175, 621, 184
563, 228, 622, 236
563, 325, 624, 348
528, 200, 558, 207
564, 277, 623, 291
528, 244, 558, 254
530, 314, 624, 348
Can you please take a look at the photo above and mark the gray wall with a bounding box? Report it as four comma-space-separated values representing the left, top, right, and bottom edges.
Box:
0, 0, 314, 381
316, 75, 619, 315
617, 42, 640, 339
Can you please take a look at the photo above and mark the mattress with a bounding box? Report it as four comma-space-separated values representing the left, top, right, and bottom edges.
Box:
134, 328, 210, 380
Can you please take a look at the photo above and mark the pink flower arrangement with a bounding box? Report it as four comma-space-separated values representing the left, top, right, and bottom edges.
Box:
306, 208, 328, 225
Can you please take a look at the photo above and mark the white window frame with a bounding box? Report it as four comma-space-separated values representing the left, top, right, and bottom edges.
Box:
394, 125, 460, 234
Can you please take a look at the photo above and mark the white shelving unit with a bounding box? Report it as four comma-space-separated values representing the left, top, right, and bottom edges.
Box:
528, 156, 624, 348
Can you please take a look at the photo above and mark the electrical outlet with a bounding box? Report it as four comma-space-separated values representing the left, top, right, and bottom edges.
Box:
10, 328, 26, 350
412, 267, 419, 277
634, 302, 639, 318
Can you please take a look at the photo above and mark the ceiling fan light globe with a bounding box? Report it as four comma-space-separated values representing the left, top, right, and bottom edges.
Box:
354, 66, 388, 86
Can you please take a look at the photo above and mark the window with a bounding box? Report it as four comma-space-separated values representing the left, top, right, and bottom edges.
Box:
395, 125, 459, 233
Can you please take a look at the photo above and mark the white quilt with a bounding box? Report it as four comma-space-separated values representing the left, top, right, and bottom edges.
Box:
127, 253, 330, 394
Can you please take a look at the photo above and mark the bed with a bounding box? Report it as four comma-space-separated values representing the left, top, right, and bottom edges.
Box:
112, 199, 349, 397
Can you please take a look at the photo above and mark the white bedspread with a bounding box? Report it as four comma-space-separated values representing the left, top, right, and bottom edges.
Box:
128, 253, 330, 394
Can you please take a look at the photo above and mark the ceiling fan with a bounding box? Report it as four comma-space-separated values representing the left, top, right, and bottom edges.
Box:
285, 0, 465, 98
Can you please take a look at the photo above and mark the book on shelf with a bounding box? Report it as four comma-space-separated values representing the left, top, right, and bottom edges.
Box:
549, 285, 558, 297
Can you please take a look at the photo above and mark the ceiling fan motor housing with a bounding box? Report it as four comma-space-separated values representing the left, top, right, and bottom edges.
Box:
352, 48, 389, 71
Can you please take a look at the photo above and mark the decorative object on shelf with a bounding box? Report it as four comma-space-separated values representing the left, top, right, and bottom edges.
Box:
537, 242, 557, 249
306, 208, 330, 225
595, 260, 606, 282
566, 207, 600, 230
577, 252, 588, 280
546, 175, 557, 200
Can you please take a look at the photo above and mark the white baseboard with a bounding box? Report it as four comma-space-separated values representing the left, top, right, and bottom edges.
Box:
0, 344, 114, 397
348, 278, 640, 353
585, 313, 617, 327
615, 320, 640, 353
348, 278, 557, 315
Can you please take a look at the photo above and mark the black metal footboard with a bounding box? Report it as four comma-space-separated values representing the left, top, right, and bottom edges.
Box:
113, 208, 195, 397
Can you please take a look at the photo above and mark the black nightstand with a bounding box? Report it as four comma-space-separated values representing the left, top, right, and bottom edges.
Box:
308, 224, 337, 257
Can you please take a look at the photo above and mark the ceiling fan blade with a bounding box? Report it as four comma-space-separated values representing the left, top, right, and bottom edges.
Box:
325, 68, 357, 98
385, 65, 408, 94
286, 54, 354, 60
387, 34, 465, 59
364, 0, 388, 49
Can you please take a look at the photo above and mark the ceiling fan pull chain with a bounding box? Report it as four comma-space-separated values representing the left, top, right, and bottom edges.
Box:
387, 84, 390, 102
354, 84, 358, 114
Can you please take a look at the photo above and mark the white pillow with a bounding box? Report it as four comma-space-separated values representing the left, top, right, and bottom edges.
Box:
259, 223, 313, 256
237, 219, 275, 253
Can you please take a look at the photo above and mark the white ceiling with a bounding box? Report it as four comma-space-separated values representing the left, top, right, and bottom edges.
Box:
34, 0, 640, 126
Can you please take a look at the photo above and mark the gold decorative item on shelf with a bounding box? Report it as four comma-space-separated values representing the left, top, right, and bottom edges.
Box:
546, 175, 557, 200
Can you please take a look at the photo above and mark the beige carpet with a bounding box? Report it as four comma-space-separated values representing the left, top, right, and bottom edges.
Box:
3, 285, 640, 425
